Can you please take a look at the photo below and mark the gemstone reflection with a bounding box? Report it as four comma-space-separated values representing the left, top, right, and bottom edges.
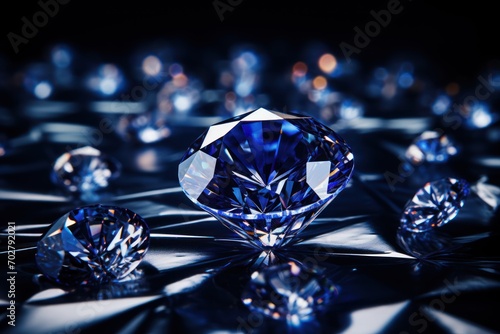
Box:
178, 108, 354, 249
242, 261, 336, 326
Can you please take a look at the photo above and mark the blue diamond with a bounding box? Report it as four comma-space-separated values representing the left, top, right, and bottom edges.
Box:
36, 204, 150, 286
51, 146, 121, 194
178, 108, 354, 249
401, 178, 469, 232
242, 261, 336, 325
405, 131, 458, 164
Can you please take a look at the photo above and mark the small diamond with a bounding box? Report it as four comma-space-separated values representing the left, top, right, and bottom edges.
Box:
466, 102, 494, 129
51, 146, 121, 193
36, 204, 150, 286
471, 177, 500, 210
401, 178, 470, 232
405, 131, 458, 164
242, 261, 336, 325
117, 113, 171, 144
431, 94, 451, 115
178, 108, 354, 249
338, 99, 364, 120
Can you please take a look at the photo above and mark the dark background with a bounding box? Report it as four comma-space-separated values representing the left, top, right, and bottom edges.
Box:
0, 0, 499, 84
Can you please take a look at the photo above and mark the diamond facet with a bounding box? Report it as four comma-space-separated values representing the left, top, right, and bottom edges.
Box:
405, 131, 458, 164
178, 108, 354, 249
51, 146, 121, 193
36, 204, 150, 286
242, 261, 336, 325
400, 178, 469, 232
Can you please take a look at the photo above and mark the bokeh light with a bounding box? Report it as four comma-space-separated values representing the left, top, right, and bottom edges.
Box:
318, 53, 337, 74
142, 55, 163, 76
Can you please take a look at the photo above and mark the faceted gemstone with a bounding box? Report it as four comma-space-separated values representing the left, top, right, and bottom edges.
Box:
471, 177, 500, 210
405, 131, 458, 164
51, 146, 121, 193
401, 178, 469, 232
36, 204, 150, 286
116, 113, 171, 144
242, 261, 336, 325
178, 108, 354, 249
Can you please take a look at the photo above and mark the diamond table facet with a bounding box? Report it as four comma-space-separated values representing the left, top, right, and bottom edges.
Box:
400, 177, 469, 232
178, 108, 354, 249
36, 204, 150, 286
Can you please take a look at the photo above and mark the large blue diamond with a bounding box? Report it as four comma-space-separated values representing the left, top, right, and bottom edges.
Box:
178, 108, 354, 249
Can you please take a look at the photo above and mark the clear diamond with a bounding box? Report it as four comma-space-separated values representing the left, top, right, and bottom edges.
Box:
401, 178, 469, 232
36, 204, 150, 286
242, 261, 336, 325
51, 146, 121, 193
178, 108, 354, 249
405, 131, 458, 164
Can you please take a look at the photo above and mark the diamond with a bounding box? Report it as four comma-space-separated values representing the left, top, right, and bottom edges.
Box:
400, 178, 469, 232
178, 108, 354, 249
405, 131, 458, 165
117, 112, 171, 144
471, 176, 500, 210
466, 102, 494, 129
51, 146, 121, 193
36, 204, 150, 286
241, 261, 336, 325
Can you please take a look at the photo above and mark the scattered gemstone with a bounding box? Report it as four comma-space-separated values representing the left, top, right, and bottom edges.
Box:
471, 176, 500, 210
466, 102, 494, 129
178, 108, 354, 249
431, 94, 451, 115
117, 112, 171, 144
86, 63, 125, 96
36, 204, 150, 286
51, 146, 121, 193
23, 63, 54, 100
405, 131, 458, 164
242, 261, 336, 325
51, 44, 73, 69
230, 49, 260, 98
338, 99, 364, 120
400, 178, 470, 232
156, 77, 202, 114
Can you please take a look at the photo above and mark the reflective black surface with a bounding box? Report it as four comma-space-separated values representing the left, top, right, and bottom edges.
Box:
1, 1, 500, 333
